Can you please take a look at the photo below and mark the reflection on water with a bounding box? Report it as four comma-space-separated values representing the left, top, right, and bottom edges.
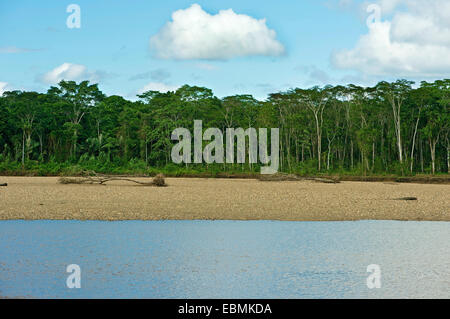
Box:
0, 220, 449, 298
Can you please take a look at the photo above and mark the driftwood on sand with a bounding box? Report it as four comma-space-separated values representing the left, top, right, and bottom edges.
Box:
258, 173, 340, 184
58, 171, 166, 187
0, 183, 7, 187
393, 197, 418, 201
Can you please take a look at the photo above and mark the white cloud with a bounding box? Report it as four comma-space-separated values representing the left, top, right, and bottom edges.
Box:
332, 0, 450, 77
138, 82, 180, 94
375, 0, 404, 14
150, 4, 285, 60
0, 82, 9, 96
41, 63, 86, 84
40, 63, 108, 84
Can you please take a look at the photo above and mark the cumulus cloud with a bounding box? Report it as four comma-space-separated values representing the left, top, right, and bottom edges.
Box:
332, 0, 450, 77
138, 82, 179, 94
0, 82, 9, 96
150, 4, 285, 60
40, 63, 109, 84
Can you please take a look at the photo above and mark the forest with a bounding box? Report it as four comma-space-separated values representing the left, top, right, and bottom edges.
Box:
0, 79, 448, 176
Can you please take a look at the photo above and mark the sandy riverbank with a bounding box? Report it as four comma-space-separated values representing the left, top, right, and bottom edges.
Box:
0, 177, 448, 221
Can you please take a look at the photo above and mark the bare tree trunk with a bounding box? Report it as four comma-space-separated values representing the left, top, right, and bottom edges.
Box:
21, 131, 25, 165
420, 137, 424, 173
350, 140, 354, 170
25, 135, 31, 161
372, 142, 375, 170
447, 137, 450, 174
396, 125, 403, 163
145, 142, 148, 164
326, 134, 335, 171
410, 112, 421, 173
73, 130, 78, 157
429, 138, 436, 174
445, 133, 450, 174
327, 144, 331, 171
279, 130, 284, 171
314, 113, 322, 171
301, 143, 304, 162
389, 95, 404, 164
286, 129, 291, 171
380, 124, 385, 167
39, 134, 43, 159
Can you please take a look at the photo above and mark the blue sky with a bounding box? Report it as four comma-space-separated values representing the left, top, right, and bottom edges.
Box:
1, 0, 449, 100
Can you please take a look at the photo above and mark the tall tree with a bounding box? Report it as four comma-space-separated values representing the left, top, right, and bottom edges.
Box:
48, 80, 104, 157
376, 80, 414, 165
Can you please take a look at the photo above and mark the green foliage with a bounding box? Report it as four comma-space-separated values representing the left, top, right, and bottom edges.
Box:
0, 79, 449, 176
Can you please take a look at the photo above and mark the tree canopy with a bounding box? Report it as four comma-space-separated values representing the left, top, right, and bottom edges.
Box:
0, 79, 448, 175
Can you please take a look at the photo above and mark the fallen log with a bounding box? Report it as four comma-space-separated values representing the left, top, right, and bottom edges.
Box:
258, 173, 340, 184
58, 172, 166, 187
305, 177, 340, 184
393, 197, 418, 201
258, 174, 302, 182
0, 183, 7, 187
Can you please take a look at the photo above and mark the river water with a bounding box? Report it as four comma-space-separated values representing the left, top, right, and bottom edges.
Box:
0, 220, 448, 298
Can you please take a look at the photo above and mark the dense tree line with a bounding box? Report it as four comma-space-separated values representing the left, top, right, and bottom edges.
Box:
0, 79, 448, 175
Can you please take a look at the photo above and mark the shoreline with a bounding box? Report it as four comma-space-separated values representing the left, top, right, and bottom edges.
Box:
1, 173, 450, 184
2, 218, 449, 223
0, 177, 448, 221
